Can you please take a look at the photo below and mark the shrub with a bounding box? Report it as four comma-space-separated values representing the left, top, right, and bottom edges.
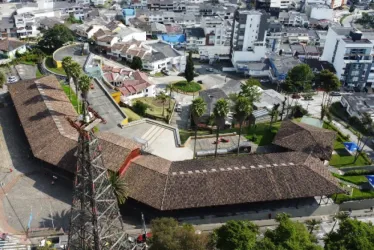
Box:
291, 105, 308, 118
132, 100, 148, 116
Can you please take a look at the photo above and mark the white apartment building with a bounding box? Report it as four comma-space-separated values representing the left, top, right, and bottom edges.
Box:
325, 0, 346, 9
305, 4, 333, 21
75, 0, 90, 5
14, 13, 40, 39
230, 10, 269, 71
199, 16, 232, 60
321, 27, 373, 89
185, 27, 206, 49
278, 11, 309, 27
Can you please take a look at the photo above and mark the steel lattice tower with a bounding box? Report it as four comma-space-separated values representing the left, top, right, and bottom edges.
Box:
67, 101, 127, 250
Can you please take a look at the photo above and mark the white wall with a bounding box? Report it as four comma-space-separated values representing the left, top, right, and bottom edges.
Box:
310, 7, 333, 20
121, 31, 147, 42
199, 46, 230, 59
232, 46, 266, 64
6, 45, 27, 59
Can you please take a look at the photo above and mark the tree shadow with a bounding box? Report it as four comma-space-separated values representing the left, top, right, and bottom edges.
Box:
29, 109, 67, 121
39, 209, 71, 232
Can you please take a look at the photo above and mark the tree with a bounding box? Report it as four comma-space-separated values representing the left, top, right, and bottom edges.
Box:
0, 71, 5, 89
184, 51, 194, 83
234, 97, 252, 155
324, 218, 374, 250
133, 100, 148, 116
319, 69, 340, 107
213, 98, 229, 157
166, 84, 177, 111
61, 56, 73, 99
191, 97, 207, 158
284, 64, 314, 94
269, 104, 280, 130
69, 61, 82, 112
349, 4, 356, 13
156, 92, 168, 117
256, 213, 322, 250
239, 78, 262, 104
149, 218, 209, 250
130, 56, 143, 70
305, 219, 321, 234
213, 220, 259, 250
108, 171, 128, 204
361, 112, 373, 134
78, 74, 91, 99
37, 24, 74, 53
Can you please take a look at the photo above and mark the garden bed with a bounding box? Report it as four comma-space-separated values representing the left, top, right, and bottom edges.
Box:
61, 83, 81, 113
173, 81, 202, 93
45, 56, 66, 76
133, 97, 175, 119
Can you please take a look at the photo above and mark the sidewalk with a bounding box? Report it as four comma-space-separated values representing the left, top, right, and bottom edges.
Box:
124, 208, 374, 235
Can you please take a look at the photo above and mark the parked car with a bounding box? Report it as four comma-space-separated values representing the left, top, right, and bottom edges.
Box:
206, 68, 214, 72
330, 91, 341, 96
175, 103, 182, 112
7, 76, 17, 83
161, 69, 169, 76
197, 80, 203, 84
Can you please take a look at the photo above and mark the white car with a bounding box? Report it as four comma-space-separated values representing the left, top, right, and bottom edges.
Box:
7, 76, 17, 83
206, 68, 214, 72
175, 103, 182, 112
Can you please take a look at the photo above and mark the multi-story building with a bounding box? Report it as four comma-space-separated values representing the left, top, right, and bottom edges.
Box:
321, 27, 373, 89
14, 13, 40, 38
279, 11, 309, 27
185, 27, 206, 49
230, 10, 269, 71
199, 16, 232, 60
148, 0, 174, 11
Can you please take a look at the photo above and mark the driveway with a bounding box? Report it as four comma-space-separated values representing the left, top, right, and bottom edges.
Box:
296, 92, 342, 117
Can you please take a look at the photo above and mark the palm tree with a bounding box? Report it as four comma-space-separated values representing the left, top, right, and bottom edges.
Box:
108, 171, 128, 205
61, 56, 73, 99
234, 97, 252, 155
0, 71, 5, 89
330, 211, 349, 233
213, 98, 229, 158
78, 75, 91, 98
69, 62, 82, 112
166, 84, 176, 111
191, 97, 207, 158
305, 219, 321, 234
269, 104, 280, 130
156, 92, 168, 117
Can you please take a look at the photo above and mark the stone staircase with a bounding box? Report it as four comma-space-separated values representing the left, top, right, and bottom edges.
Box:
0, 241, 29, 250
141, 125, 165, 146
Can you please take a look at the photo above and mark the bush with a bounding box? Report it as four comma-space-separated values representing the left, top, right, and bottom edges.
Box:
291, 105, 308, 118
132, 101, 148, 116
173, 81, 202, 93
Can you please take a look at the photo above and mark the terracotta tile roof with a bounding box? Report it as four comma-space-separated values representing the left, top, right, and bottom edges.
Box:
123, 152, 344, 210
272, 121, 336, 160
111, 42, 126, 51
93, 28, 112, 39
8, 75, 140, 172
0, 38, 25, 52
97, 35, 115, 43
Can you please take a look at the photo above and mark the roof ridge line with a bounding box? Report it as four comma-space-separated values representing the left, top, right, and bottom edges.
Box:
160, 170, 171, 211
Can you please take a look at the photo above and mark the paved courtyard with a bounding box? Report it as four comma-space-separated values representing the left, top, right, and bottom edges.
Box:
0, 103, 72, 236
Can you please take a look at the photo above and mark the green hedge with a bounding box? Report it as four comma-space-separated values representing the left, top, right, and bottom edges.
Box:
344, 169, 374, 176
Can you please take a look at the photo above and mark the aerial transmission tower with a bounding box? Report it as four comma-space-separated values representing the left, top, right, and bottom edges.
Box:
67, 99, 127, 250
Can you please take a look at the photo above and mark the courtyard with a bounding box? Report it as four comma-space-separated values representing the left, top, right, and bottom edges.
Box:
0, 104, 72, 236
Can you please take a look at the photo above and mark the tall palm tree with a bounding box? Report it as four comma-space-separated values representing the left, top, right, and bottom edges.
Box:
213, 98, 229, 158
78, 75, 91, 98
108, 171, 128, 205
305, 219, 321, 234
166, 84, 176, 111
69, 62, 82, 112
156, 92, 168, 117
61, 56, 73, 99
330, 211, 349, 233
191, 97, 207, 159
234, 97, 252, 155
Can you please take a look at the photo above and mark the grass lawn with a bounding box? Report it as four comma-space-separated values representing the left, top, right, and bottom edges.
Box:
174, 81, 202, 93
134, 97, 175, 119
122, 107, 141, 121
19, 60, 36, 66
179, 129, 210, 144
61, 83, 81, 113
45, 56, 66, 76
335, 187, 374, 204
221, 121, 282, 146
151, 72, 164, 77
332, 173, 368, 186
328, 136, 370, 168
36, 68, 43, 78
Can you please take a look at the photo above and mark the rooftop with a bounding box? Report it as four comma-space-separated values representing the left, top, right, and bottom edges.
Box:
185, 27, 205, 38
273, 121, 336, 160
342, 94, 374, 116
0, 38, 25, 52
